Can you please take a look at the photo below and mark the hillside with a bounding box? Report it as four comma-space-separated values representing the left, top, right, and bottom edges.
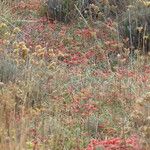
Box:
0, 0, 150, 150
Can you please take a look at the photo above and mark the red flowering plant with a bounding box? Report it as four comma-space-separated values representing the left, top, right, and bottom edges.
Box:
85, 135, 141, 150
69, 87, 98, 117
13, 0, 41, 12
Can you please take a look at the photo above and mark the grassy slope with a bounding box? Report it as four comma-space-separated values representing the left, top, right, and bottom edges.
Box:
0, 0, 150, 150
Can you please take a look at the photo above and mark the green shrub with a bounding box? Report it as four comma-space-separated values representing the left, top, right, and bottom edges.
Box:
118, 0, 150, 53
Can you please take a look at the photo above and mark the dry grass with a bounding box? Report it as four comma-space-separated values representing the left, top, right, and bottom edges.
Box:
0, 0, 150, 150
